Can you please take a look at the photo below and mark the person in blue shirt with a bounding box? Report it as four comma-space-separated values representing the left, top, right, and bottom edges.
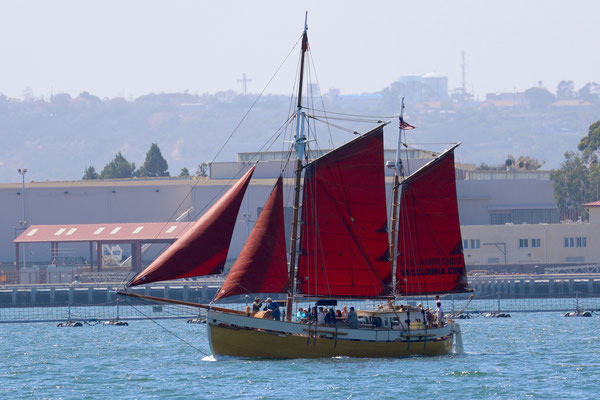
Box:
296, 307, 306, 322
265, 298, 281, 320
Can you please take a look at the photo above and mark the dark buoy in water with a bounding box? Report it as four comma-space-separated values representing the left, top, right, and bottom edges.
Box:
565, 310, 592, 317
104, 320, 129, 326
485, 312, 511, 318
57, 321, 83, 327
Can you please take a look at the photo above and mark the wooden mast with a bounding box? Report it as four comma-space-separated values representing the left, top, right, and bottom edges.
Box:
389, 98, 406, 297
286, 13, 309, 321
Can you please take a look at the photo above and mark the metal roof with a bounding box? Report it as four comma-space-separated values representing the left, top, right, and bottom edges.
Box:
13, 222, 193, 243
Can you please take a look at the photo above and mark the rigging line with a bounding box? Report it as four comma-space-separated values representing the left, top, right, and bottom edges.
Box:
301, 107, 398, 119
128, 36, 304, 267
124, 297, 210, 356
210, 34, 303, 165
306, 50, 334, 150
307, 114, 386, 123
308, 116, 358, 134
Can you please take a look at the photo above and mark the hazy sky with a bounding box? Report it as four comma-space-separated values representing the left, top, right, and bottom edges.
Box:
0, 1, 599, 99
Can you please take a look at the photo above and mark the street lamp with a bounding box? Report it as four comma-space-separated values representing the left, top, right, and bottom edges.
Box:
17, 168, 27, 268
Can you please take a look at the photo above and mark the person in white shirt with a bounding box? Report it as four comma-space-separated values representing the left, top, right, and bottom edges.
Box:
435, 295, 444, 326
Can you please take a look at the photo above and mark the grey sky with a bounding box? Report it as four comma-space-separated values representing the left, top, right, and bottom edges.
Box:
0, 1, 598, 99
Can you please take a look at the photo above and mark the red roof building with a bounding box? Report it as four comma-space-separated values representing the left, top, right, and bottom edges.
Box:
13, 222, 192, 272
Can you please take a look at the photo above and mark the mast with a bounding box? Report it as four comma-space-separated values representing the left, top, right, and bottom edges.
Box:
389, 98, 406, 296
286, 12, 309, 321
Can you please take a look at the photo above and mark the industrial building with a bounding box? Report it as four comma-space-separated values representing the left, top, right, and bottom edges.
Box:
3, 149, 594, 282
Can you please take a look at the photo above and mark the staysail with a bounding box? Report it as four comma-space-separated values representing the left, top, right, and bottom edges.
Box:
215, 177, 289, 300
296, 126, 392, 298
396, 147, 469, 294
128, 166, 255, 287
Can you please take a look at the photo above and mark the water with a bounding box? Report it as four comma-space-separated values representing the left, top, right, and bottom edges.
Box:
2, 310, 599, 399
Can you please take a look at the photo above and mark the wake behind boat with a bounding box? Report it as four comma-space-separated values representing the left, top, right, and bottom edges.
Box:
119, 14, 470, 359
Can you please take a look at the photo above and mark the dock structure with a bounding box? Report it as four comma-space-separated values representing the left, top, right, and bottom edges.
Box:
1, 274, 600, 307
469, 273, 600, 298
0, 280, 223, 307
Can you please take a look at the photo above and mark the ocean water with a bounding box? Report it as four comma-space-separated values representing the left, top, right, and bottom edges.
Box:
1, 310, 599, 399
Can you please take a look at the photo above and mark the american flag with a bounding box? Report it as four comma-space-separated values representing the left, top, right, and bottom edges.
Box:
399, 117, 415, 130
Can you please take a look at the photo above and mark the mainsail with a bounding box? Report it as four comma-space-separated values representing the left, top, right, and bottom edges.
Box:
396, 147, 469, 294
215, 177, 289, 300
128, 166, 255, 287
296, 126, 391, 298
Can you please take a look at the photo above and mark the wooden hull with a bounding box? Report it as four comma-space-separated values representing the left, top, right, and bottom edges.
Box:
207, 309, 457, 359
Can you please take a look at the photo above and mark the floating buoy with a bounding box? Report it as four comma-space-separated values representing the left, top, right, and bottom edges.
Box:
484, 312, 511, 318
565, 310, 592, 317
104, 320, 129, 326
57, 321, 83, 327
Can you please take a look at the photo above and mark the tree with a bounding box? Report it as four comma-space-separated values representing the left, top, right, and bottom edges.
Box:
577, 120, 600, 153
553, 120, 600, 219
578, 82, 600, 104
82, 166, 98, 180
556, 80, 575, 99
524, 86, 555, 110
514, 155, 543, 171
137, 143, 169, 177
99, 152, 136, 179
196, 162, 209, 177
179, 167, 190, 177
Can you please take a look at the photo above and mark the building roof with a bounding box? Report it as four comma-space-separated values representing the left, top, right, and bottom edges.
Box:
583, 201, 600, 208
13, 222, 193, 244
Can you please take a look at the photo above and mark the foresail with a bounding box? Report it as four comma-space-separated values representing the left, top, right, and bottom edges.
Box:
396, 147, 469, 295
215, 177, 289, 300
128, 166, 255, 287
296, 126, 392, 298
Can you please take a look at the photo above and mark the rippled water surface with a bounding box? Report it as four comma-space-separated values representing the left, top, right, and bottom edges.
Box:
2, 310, 599, 399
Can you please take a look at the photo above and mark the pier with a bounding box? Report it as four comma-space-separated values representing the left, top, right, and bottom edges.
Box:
0, 280, 223, 307
469, 273, 600, 298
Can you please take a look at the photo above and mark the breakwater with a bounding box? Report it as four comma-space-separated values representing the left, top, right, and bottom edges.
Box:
0, 282, 222, 307
2, 274, 600, 307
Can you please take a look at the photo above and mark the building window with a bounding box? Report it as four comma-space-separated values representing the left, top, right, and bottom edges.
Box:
491, 213, 511, 225
463, 240, 468, 249
566, 256, 585, 263
531, 238, 541, 248
519, 239, 528, 248
564, 237, 575, 248
576, 237, 587, 247
470, 239, 480, 249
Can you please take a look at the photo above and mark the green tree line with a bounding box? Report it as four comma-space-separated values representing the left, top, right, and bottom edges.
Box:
552, 120, 600, 219
82, 143, 208, 179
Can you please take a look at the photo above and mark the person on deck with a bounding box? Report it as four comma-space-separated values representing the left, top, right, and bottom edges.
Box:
296, 307, 306, 322
317, 307, 325, 324
252, 296, 262, 314
346, 307, 358, 329
325, 308, 336, 325
341, 306, 348, 320
435, 298, 444, 326
265, 298, 281, 320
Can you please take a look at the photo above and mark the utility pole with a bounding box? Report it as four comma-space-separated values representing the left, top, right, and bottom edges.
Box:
237, 73, 252, 95
17, 168, 28, 268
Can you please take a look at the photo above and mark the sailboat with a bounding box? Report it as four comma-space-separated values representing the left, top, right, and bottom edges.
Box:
119, 15, 470, 358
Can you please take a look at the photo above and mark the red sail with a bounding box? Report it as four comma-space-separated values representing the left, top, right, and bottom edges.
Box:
396, 147, 469, 295
215, 177, 289, 300
129, 167, 255, 286
297, 126, 391, 298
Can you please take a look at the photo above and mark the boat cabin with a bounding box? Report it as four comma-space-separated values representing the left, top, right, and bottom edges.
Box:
357, 306, 429, 330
